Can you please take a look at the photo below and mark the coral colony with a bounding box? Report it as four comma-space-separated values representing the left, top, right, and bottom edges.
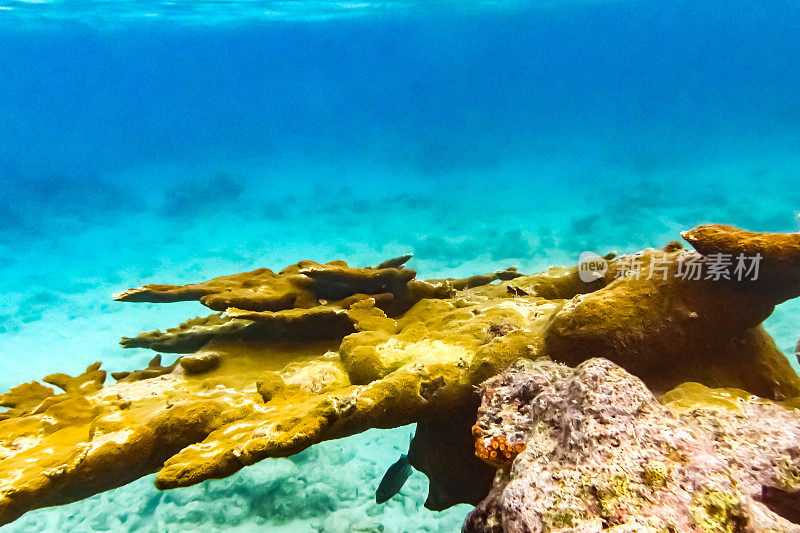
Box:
2, 224, 800, 530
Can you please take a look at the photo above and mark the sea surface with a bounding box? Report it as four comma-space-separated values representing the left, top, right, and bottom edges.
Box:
1, 1, 800, 531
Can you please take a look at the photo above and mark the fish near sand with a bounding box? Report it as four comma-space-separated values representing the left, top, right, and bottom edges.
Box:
375, 453, 413, 503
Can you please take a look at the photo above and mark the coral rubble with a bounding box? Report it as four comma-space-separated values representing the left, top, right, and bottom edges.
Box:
1, 225, 800, 527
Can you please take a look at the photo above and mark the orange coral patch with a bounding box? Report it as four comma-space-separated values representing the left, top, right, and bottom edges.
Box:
474, 434, 526, 467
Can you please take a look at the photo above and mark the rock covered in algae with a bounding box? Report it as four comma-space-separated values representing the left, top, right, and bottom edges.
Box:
465, 358, 800, 532
2, 226, 800, 526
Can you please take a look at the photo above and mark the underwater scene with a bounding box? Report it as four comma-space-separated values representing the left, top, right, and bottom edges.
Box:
2, 0, 800, 531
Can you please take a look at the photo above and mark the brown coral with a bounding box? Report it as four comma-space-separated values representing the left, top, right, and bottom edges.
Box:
111, 354, 179, 382
543, 230, 800, 398
1, 226, 800, 526
113, 255, 451, 317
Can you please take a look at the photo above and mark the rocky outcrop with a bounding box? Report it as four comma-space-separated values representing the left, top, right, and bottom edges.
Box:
465, 358, 800, 532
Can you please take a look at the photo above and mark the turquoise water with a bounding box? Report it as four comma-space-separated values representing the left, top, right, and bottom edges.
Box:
1, 0, 800, 530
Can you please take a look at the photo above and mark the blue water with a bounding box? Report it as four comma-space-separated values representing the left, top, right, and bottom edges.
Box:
1, 1, 800, 530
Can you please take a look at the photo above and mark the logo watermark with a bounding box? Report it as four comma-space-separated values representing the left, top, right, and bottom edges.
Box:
578, 251, 609, 283
579, 251, 762, 282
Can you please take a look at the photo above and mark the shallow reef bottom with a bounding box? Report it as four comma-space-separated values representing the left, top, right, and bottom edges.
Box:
2, 224, 800, 531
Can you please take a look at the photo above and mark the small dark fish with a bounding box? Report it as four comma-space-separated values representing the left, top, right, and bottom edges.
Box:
375, 253, 413, 270
375, 453, 413, 503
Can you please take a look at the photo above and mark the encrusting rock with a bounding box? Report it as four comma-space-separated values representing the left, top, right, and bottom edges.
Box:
465, 358, 800, 532
1, 225, 800, 527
